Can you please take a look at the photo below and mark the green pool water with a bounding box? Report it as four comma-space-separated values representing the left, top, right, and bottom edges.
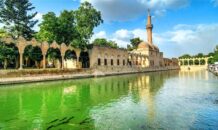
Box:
0, 70, 218, 130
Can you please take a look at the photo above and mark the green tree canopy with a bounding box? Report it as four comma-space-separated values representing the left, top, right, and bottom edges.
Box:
0, 0, 38, 40
0, 41, 18, 69
36, 12, 58, 44
92, 38, 119, 49
179, 54, 192, 59
73, 2, 103, 49
37, 2, 103, 49
127, 37, 142, 51
194, 53, 204, 58
0, 28, 9, 38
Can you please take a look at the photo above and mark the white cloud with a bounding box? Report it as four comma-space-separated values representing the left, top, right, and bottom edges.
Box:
33, 13, 43, 21
114, 29, 133, 40
81, 0, 189, 21
91, 31, 107, 41
33, 13, 43, 31
212, 0, 218, 6
92, 23, 218, 58
151, 24, 218, 57
92, 28, 147, 48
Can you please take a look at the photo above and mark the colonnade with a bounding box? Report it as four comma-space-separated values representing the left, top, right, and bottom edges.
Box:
179, 57, 211, 66
2, 37, 84, 70
128, 53, 149, 67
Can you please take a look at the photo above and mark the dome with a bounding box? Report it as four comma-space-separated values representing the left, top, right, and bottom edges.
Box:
137, 42, 153, 50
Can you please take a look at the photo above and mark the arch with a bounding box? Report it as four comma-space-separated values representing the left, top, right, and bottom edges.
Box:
184, 60, 188, 66
189, 60, 194, 65
63, 50, 77, 69
65, 50, 77, 60
23, 45, 43, 68
179, 60, 184, 66
0, 42, 19, 69
200, 59, 206, 65
79, 51, 90, 68
46, 48, 61, 68
194, 59, 200, 65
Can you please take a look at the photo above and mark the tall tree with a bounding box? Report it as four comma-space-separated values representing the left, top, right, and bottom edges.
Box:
36, 12, 58, 43
0, 0, 38, 40
37, 2, 103, 49
56, 10, 75, 45
73, 1, 103, 49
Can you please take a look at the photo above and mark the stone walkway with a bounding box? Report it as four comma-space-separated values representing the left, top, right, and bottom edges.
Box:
0, 74, 94, 85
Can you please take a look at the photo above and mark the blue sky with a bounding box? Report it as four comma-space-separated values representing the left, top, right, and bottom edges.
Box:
30, 0, 218, 58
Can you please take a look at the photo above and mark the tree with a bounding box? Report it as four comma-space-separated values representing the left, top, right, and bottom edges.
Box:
73, 1, 103, 49
0, 28, 9, 38
36, 12, 58, 44
37, 2, 103, 49
195, 53, 204, 58
208, 52, 214, 57
179, 54, 192, 59
92, 38, 119, 49
127, 37, 142, 51
92, 38, 108, 46
56, 10, 75, 45
107, 41, 119, 49
0, 0, 38, 40
0, 41, 18, 69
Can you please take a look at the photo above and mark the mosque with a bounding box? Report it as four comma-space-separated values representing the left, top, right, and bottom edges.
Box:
89, 10, 178, 70
1, 11, 178, 71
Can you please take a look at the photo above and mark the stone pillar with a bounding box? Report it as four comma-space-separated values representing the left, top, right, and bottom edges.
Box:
205, 58, 208, 66
43, 54, 46, 69
76, 56, 80, 68
19, 53, 23, 70
61, 55, 64, 70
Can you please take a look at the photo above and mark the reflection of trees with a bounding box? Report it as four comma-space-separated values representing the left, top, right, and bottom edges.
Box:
0, 71, 180, 129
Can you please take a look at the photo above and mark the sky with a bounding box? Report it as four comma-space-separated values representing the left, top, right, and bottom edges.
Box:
30, 0, 218, 58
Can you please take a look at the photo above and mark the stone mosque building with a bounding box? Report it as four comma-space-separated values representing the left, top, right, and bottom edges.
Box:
129, 10, 164, 67
89, 10, 176, 71
2, 11, 178, 71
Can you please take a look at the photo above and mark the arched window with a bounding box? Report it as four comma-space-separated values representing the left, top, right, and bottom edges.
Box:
123, 60, 125, 66
111, 59, 113, 66
98, 58, 101, 66
104, 59, 107, 66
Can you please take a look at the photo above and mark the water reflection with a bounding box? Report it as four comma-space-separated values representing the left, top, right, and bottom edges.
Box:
0, 70, 217, 130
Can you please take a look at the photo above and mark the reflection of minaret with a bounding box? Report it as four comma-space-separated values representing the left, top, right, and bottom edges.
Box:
146, 9, 153, 44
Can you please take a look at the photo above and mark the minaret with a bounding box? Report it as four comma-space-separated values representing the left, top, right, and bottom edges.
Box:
146, 9, 153, 44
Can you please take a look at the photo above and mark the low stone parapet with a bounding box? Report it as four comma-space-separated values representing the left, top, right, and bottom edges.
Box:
0, 66, 180, 85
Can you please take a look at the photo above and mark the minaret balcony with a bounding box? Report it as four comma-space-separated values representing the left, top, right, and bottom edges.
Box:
146, 24, 153, 29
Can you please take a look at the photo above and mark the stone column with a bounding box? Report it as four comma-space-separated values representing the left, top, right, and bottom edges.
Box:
76, 56, 80, 68
61, 55, 64, 70
205, 58, 208, 66
19, 53, 23, 70
43, 54, 46, 69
